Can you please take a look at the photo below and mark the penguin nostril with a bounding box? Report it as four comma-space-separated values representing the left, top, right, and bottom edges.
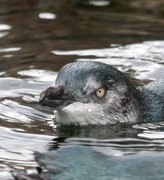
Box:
57, 92, 61, 97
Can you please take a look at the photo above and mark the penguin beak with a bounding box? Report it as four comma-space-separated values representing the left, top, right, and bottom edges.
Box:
39, 85, 76, 109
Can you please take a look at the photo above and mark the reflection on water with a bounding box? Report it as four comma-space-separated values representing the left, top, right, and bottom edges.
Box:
53, 41, 164, 86
0, 126, 54, 179
1, 40, 163, 179
0, 47, 21, 52
0, 24, 12, 31
38, 12, 56, 20
0, 24, 11, 38
89, 0, 110, 7
0, 0, 164, 179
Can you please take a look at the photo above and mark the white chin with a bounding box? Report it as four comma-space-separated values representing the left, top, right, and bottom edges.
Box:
54, 102, 109, 126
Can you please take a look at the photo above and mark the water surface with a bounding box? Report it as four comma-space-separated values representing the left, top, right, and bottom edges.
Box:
0, 0, 164, 179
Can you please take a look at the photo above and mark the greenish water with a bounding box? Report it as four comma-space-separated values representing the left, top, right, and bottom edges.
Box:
0, 0, 164, 179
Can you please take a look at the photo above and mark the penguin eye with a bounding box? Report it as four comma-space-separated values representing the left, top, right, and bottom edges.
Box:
95, 88, 106, 98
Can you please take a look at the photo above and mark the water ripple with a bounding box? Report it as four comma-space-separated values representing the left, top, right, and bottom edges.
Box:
0, 40, 163, 178
52, 41, 164, 81
0, 126, 55, 177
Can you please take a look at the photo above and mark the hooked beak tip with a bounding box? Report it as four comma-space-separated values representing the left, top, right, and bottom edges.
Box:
39, 91, 46, 104
39, 86, 76, 109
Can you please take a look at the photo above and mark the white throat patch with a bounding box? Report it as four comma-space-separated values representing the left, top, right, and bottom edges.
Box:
54, 102, 110, 126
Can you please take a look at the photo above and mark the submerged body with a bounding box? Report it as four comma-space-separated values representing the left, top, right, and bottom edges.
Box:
12, 145, 164, 180
39, 61, 164, 125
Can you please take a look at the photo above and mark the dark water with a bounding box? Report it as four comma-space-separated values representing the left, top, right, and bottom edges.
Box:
0, 0, 164, 179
